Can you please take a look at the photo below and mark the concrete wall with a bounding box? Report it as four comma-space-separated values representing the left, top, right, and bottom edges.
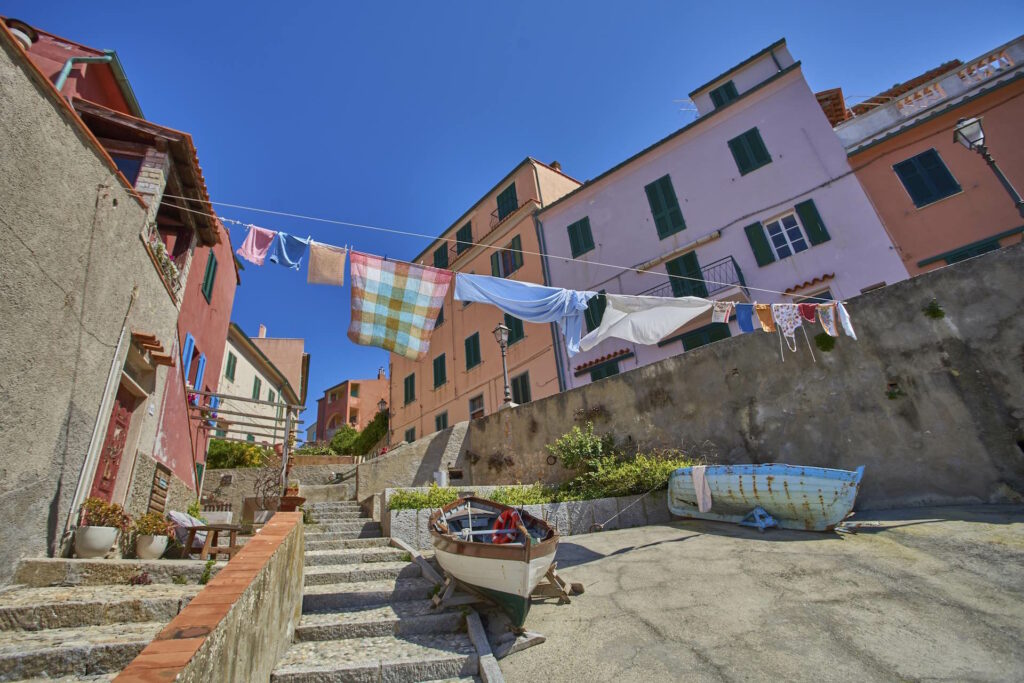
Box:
0, 34, 184, 582
355, 422, 469, 502
458, 243, 1024, 509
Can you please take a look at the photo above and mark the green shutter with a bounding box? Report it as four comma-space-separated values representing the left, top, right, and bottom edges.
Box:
645, 175, 685, 239
433, 245, 448, 268
201, 251, 217, 303
465, 333, 481, 369
491, 252, 501, 277
252, 377, 261, 400
433, 354, 446, 388
744, 222, 775, 266
456, 223, 473, 254
795, 199, 831, 245
436, 305, 444, 326
225, 352, 236, 381
511, 235, 523, 270
568, 217, 595, 257
666, 252, 707, 297
729, 128, 771, 175
505, 314, 524, 344
404, 374, 415, 404
497, 183, 518, 220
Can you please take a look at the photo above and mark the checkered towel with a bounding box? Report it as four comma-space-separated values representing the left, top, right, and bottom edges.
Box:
348, 251, 452, 360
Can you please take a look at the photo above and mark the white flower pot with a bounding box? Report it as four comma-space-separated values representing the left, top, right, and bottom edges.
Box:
75, 525, 118, 559
136, 534, 168, 560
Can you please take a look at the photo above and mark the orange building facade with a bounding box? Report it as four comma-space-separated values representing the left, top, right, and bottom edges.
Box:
834, 37, 1024, 275
315, 370, 389, 441
388, 159, 580, 444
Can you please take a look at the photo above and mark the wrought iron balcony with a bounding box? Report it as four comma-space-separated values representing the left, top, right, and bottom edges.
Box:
639, 255, 747, 299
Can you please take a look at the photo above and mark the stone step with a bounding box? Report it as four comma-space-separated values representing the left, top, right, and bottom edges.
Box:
311, 511, 366, 521
12, 558, 224, 588
5, 674, 117, 682
305, 502, 361, 511
302, 577, 435, 612
304, 562, 420, 588
270, 634, 478, 683
303, 537, 390, 552
307, 521, 381, 536
296, 600, 463, 641
0, 583, 200, 631
0, 621, 162, 680
304, 548, 408, 567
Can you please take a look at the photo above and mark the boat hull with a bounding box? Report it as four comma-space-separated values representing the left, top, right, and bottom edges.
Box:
668, 464, 865, 531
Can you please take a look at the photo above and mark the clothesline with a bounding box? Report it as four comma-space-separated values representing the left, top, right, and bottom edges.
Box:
160, 196, 840, 304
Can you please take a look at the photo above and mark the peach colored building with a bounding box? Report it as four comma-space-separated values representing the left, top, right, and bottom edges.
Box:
315, 369, 389, 441
833, 36, 1024, 275
388, 158, 580, 443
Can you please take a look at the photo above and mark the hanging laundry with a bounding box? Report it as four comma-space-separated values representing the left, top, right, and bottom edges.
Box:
772, 303, 803, 352
755, 304, 776, 332
818, 303, 840, 337
837, 302, 857, 340
307, 242, 347, 286
235, 224, 276, 266
735, 303, 756, 333
798, 303, 817, 323
268, 232, 311, 271
454, 274, 596, 356
348, 251, 452, 360
711, 301, 735, 324
578, 294, 712, 352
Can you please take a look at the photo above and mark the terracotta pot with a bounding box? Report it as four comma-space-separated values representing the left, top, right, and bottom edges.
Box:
75, 525, 118, 559
279, 496, 306, 512
136, 535, 168, 560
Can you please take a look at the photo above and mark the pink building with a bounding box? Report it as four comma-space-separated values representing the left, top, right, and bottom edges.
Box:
315, 369, 389, 442
537, 39, 908, 389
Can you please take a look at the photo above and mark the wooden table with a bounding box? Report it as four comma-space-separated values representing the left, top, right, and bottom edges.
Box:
185, 523, 241, 561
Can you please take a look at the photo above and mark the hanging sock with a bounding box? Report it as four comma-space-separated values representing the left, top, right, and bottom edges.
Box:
268, 232, 311, 271
772, 303, 802, 353
236, 224, 276, 266
818, 303, 840, 337
578, 294, 712, 352
798, 303, 817, 323
735, 303, 756, 333
454, 274, 596, 356
307, 242, 347, 286
711, 301, 734, 324
837, 302, 857, 340
348, 251, 452, 360
755, 304, 776, 332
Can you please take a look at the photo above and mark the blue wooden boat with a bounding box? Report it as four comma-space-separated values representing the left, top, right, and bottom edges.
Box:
668, 464, 865, 531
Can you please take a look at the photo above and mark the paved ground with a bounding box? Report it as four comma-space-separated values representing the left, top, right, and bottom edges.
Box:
500, 505, 1024, 682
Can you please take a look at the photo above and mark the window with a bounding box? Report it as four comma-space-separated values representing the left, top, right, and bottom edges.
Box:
465, 333, 482, 370
349, 411, 358, 425
433, 353, 447, 388
744, 199, 830, 266
945, 239, 1000, 264
111, 154, 143, 185
893, 149, 961, 208
433, 245, 448, 269
404, 427, 416, 443
403, 373, 416, 404
436, 305, 444, 326
469, 395, 485, 419
435, 412, 449, 432
215, 428, 226, 438
511, 372, 531, 404
491, 235, 524, 277
456, 222, 473, 254
679, 323, 731, 351
584, 292, 607, 333
246, 434, 255, 443
709, 80, 739, 108
666, 252, 708, 298
567, 217, 595, 257
252, 377, 262, 400
590, 362, 620, 382
267, 389, 276, 403
505, 314, 524, 345
644, 175, 686, 239
350, 384, 359, 397
728, 128, 772, 175
224, 352, 237, 381
797, 289, 834, 304
496, 183, 518, 221
201, 251, 217, 303
765, 213, 809, 260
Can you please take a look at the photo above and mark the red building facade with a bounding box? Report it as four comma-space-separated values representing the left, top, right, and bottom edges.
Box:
315, 369, 389, 442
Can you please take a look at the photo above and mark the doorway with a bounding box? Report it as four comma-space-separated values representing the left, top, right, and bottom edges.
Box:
90, 384, 140, 501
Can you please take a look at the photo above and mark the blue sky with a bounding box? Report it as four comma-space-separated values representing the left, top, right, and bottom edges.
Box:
10, 1, 1024, 430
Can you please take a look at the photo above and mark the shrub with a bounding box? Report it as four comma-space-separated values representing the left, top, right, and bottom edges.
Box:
348, 410, 388, 456
490, 483, 558, 506
186, 500, 207, 523
293, 441, 335, 456
559, 452, 692, 501
132, 512, 173, 537
329, 425, 359, 454
199, 558, 216, 585
546, 422, 612, 471
80, 497, 131, 531
388, 484, 459, 510
206, 439, 273, 469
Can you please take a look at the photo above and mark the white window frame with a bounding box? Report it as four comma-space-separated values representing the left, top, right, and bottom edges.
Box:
763, 211, 810, 260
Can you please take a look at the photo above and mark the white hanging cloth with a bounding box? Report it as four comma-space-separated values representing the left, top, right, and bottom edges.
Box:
578, 294, 712, 352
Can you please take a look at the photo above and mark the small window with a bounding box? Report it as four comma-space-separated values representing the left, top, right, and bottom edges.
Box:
435, 412, 449, 431
491, 235, 524, 277
267, 389, 276, 403
404, 427, 416, 443
680, 322, 731, 351
111, 154, 143, 185
584, 292, 607, 333
433, 245, 448, 269
496, 183, 518, 221
709, 80, 739, 109
764, 213, 809, 260
469, 395, 485, 420
796, 289, 834, 304
436, 305, 445, 326
893, 149, 961, 208
505, 314, 524, 345
201, 251, 217, 303
433, 353, 447, 388
644, 175, 686, 239
511, 372, 531, 404
590, 362, 620, 382
666, 252, 708, 298
252, 377, 262, 400
224, 352, 236, 381
403, 373, 416, 404
567, 217, 595, 257
465, 333, 482, 370
350, 384, 360, 398
456, 222, 473, 254
728, 128, 772, 175
246, 434, 255, 443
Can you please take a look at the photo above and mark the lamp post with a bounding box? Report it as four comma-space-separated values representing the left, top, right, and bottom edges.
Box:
492, 323, 512, 405
953, 117, 1024, 218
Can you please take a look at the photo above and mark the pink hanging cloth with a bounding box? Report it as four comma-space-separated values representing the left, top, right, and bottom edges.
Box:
798, 303, 817, 323
236, 225, 277, 266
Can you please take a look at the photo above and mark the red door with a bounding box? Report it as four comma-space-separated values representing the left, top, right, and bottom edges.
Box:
90, 385, 137, 501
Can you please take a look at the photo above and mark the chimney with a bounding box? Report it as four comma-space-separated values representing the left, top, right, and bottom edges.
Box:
549, 160, 562, 172
378, 366, 386, 380
257, 324, 267, 338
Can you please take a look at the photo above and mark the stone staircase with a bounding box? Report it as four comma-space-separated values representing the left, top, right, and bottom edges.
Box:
271, 500, 480, 682
0, 558, 220, 681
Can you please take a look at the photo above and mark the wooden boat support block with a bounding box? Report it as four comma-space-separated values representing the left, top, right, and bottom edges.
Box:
493, 631, 546, 660
465, 609, 504, 683
389, 536, 443, 585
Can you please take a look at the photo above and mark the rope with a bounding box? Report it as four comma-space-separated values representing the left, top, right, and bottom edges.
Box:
589, 484, 665, 533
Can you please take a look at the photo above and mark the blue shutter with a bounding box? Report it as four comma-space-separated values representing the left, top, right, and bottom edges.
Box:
181, 333, 195, 380
194, 354, 207, 390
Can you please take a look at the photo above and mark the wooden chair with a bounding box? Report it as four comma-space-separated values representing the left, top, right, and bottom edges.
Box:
184, 523, 242, 561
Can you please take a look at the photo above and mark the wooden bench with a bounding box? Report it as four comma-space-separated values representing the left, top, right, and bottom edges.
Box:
184, 523, 242, 560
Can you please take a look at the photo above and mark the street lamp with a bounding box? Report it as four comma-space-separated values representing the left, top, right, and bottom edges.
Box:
492, 323, 512, 405
377, 398, 387, 414
953, 117, 1024, 218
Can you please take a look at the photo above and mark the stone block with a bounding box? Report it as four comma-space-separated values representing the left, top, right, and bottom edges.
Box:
565, 501, 595, 536
591, 497, 620, 531
389, 511, 420, 550
540, 503, 570, 536
615, 494, 647, 530
643, 490, 672, 525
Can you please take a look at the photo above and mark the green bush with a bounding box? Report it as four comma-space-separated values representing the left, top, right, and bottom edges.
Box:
206, 440, 272, 469
559, 452, 692, 501
329, 425, 359, 454
388, 484, 459, 510
348, 410, 388, 456
293, 441, 335, 456
490, 483, 558, 506
546, 422, 612, 471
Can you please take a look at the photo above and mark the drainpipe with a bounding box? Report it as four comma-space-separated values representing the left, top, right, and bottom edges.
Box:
54, 54, 112, 93
533, 214, 567, 393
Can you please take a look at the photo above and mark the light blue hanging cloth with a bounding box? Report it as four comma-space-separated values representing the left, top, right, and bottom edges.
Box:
268, 232, 311, 270
454, 274, 597, 356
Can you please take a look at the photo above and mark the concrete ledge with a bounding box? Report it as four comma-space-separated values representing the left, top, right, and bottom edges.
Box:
114, 512, 304, 682
13, 558, 224, 587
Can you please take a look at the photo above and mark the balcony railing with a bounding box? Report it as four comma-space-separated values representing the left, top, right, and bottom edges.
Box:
639, 255, 747, 299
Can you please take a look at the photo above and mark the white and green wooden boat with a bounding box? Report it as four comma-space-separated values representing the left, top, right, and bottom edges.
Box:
429, 496, 558, 629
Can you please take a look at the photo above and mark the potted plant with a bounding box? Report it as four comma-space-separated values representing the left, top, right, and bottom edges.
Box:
132, 512, 174, 560
75, 497, 131, 559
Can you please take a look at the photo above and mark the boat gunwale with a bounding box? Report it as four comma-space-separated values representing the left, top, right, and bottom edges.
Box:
428, 496, 559, 562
